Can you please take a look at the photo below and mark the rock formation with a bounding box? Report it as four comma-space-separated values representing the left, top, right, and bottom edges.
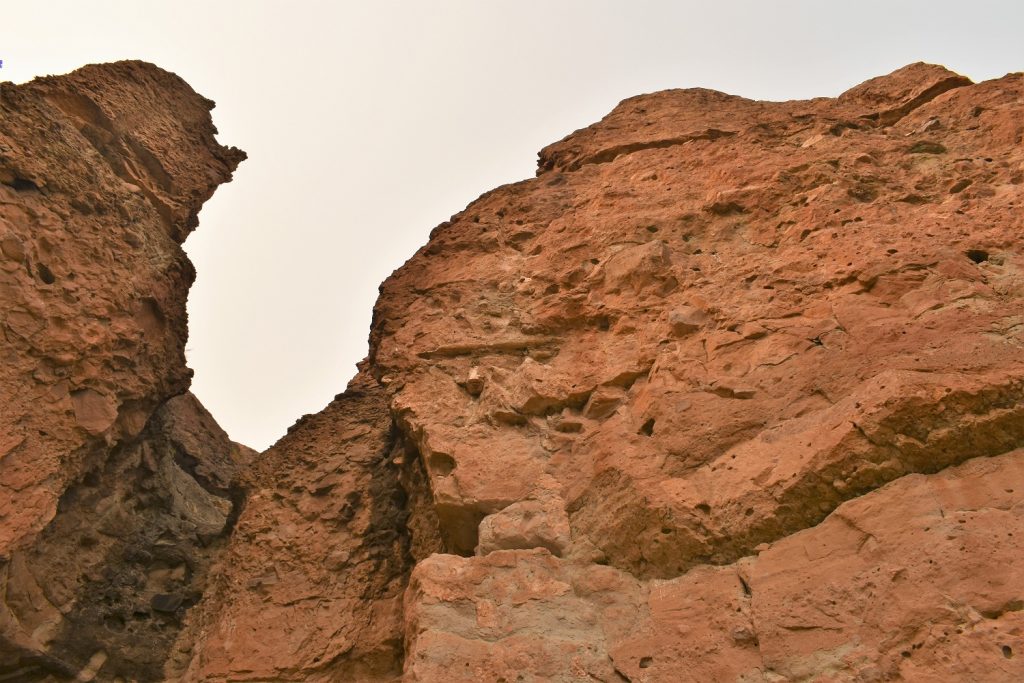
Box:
3, 60, 1024, 681
0, 62, 247, 680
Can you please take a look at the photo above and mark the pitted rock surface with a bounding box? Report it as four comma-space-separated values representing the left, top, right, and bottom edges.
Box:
3, 60, 1024, 682
183, 62, 1024, 682
174, 369, 442, 682
0, 62, 244, 680
373, 62, 1022, 681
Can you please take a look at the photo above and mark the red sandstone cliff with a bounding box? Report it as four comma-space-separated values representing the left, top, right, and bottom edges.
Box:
4, 61, 1024, 682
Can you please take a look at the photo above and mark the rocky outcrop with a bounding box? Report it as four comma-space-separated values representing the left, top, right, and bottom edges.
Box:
173, 368, 442, 681
4, 60, 1023, 681
176, 62, 1024, 681
0, 62, 245, 680
404, 451, 1024, 682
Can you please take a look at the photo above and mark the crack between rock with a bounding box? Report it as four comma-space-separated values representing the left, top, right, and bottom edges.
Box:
743, 442, 1020, 573
580, 380, 1024, 584
867, 75, 973, 127
565, 128, 737, 172
739, 568, 769, 679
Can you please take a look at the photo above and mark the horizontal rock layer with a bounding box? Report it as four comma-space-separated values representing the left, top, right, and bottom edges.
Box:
406, 452, 1024, 682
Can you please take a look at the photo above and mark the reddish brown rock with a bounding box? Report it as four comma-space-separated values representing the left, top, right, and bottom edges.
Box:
0, 62, 245, 680
404, 451, 1023, 682
615, 450, 1024, 682
174, 62, 1024, 682
174, 369, 442, 681
359, 62, 1023, 596
404, 549, 643, 682
5, 60, 1024, 681
375, 62, 1022, 680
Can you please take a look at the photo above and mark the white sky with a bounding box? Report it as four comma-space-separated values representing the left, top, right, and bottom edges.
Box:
4, 1, 1023, 450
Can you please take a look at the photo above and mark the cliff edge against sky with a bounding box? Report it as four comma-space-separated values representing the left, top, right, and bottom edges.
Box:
2, 61, 1022, 681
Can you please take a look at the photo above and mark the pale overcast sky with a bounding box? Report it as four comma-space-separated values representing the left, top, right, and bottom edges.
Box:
5, 1, 1024, 450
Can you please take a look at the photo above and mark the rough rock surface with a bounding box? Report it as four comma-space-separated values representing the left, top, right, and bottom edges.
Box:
174, 368, 442, 681
179, 62, 1024, 682
0, 62, 245, 680
4, 60, 1024, 681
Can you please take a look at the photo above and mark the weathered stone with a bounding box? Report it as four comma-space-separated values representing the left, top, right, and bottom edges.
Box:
668, 305, 708, 336
5, 59, 1024, 683
172, 371, 442, 681
150, 593, 183, 614
0, 61, 245, 681
465, 366, 485, 397
369, 62, 1024, 681
477, 494, 571, 557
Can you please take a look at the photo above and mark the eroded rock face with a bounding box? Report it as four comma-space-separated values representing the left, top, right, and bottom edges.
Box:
388, 63, 1024, 681
174, 63, 1024, 682
174, 369, 442, 681
403, 452, 1024, 682
5, 60, 1024, 681
0, 62, 245, 680
370, 63, 1024, 588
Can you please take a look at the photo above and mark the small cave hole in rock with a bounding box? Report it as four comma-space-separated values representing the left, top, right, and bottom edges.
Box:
10, 177, 39, 191
37, 263, 56, 284
639, 418, 655, 436
150, 593, 183, 613
696, 503, 711, 514
429, 452, 456, 476
1003, 645, 1013, 659
639, 657, 653, 669
966, 249, 989, 264
391, 486, 409, 509
103, 613, 127, 633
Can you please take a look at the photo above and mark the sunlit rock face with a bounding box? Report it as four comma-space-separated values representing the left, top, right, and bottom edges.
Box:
0, 61, 246, 680
5, 60, 1024, 682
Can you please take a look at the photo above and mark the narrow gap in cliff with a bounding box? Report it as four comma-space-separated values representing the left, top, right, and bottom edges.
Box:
168, 440, 247, 537
392, 432, 447, 563
389, 426, 480, 558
